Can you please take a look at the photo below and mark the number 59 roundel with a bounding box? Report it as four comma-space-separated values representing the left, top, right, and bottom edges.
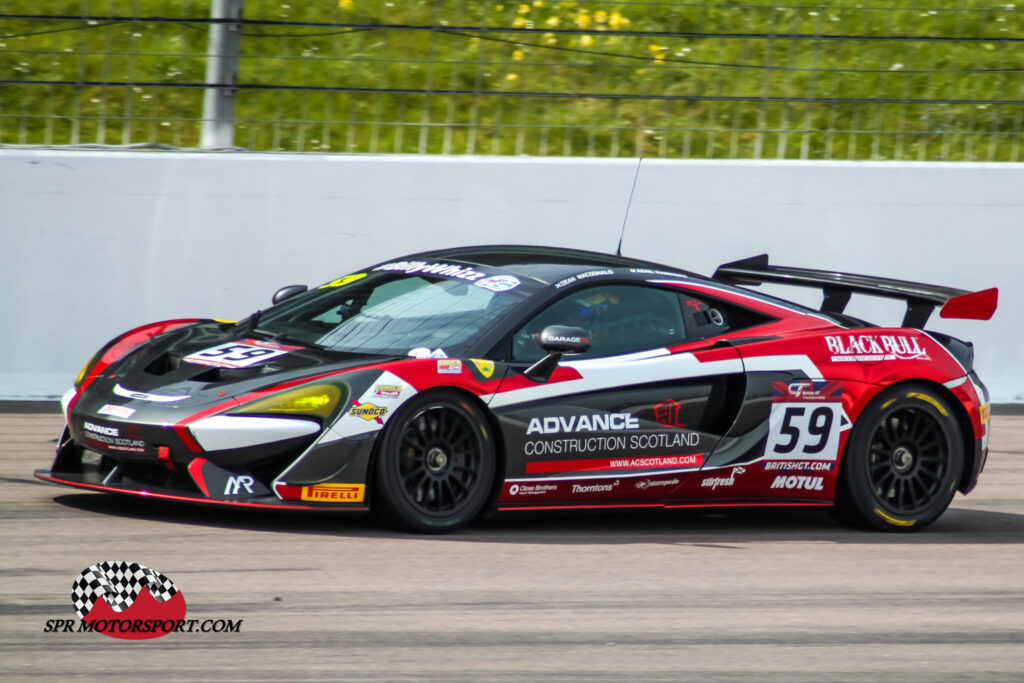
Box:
765, 381, 847, 461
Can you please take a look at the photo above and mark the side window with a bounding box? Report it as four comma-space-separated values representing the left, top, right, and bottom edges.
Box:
678, 292, 776, 340
512, 284, 686, 361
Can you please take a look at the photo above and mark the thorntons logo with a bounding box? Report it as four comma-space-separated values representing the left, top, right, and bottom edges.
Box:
700, 466, 746, 491
527, 413, 639, 435
571, 481, 618, 494
825, 335, 929, 362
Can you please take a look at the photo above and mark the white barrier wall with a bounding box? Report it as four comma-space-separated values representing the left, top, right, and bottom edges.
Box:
1, 150, 1021, 402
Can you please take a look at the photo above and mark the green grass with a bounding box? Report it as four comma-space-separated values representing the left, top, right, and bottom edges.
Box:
1, 1, 1022, 159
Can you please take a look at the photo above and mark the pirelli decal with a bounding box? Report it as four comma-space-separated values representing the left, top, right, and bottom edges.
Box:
300, 483, 366, 503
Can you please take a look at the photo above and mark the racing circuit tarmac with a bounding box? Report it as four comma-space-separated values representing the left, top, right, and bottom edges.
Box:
2, 410, 1023, 682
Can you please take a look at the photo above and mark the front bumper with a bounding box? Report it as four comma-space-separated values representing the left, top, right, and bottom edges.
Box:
36, 426, 368, 511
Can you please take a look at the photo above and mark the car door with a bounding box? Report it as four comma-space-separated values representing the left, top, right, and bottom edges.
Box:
487, 282, 745, 505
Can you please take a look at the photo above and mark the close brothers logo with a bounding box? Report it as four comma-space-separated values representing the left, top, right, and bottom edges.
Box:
43, 562, 242, 639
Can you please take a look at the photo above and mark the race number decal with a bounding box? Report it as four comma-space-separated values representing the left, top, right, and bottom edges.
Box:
765, 381, 844, 461
183, 340, 293, 369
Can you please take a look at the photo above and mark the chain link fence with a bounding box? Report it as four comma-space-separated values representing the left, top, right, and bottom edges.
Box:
1, 1, 1022, 160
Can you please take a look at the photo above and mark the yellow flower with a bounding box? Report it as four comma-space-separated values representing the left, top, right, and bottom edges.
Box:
594, 10, 607, 23
574, 11, 591, 28
648, 44, 664, 53
512, 15, 527, 27
512, 49, 524, 61
533, 0, 544, 6
338, 0, 353, 8
545, 15, 560, 26
506, 73, 519, 81
580, 35, 594, 47
609, 11, 627, 28
494, 4, 504, 10
517, 3, 531, 13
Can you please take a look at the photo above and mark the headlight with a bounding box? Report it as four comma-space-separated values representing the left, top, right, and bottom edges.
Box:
74, 352, 100, 389
233, 384, 346, 420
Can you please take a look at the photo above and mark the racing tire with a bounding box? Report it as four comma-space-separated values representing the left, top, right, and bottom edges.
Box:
835, 384, 963, 531
372, 390, 496, 533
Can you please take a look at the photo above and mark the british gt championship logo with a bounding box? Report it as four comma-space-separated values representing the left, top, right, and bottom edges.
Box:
71, 561, 186, 640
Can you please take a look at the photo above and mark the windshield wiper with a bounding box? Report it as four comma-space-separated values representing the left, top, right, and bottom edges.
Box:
253, 328, 328, 352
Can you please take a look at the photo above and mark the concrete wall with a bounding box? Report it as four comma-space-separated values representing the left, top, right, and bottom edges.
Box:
1, 150, 1021, 402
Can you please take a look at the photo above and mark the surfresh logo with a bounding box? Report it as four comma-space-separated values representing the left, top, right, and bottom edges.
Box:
700, 467, 746, 490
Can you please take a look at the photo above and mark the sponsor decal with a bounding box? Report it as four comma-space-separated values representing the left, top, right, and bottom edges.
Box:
527, 454, 703, 474
553, 269, 615, 289
428, 348, 449, 359
825, 334, 929, 362
82, 421, 145, 453
525, 431, 700, 456
349, 400, 388, 423
653, 399, 686, 428
300, 483, 366, 502
373, 384, 403, 399
571, 480, 619, 494
546, 335, 589, 345
980, 403, 990, 424
318, 272, 367, 289
437, 359, 462, 374
770, 475, 824, 491
772, 380, 842, 403
508, 483, 558, 496
470, 359, 495, 379
223, 475, 255, 496
45, 562, 242, 639
373, 260, 488, 282
526, 413, 639, 435
762, 461, 834, 472
408, 347, 432, 359
700, 466, 746, 490
113, 383, 189, 403
183, 339, 297, 369
635, 478, 680, 490
474, 275, 521, 292
98, 404, 135, 419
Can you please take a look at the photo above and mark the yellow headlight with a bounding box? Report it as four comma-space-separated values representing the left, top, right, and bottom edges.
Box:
74, 353, 100, 388
234, 384, 344, 419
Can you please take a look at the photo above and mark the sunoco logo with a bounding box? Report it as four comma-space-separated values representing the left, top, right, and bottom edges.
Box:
44, 562, 242, 638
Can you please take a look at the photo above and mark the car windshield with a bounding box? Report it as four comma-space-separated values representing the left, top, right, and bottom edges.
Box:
253, 271, 530, 356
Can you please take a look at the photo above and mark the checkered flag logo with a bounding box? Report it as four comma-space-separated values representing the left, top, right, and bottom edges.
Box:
71, 562, 179, 619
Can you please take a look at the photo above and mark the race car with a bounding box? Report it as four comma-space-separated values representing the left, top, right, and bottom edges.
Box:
36, 246, 997, 533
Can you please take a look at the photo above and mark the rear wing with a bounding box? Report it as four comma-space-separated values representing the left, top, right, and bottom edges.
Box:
712, 254, 998, 329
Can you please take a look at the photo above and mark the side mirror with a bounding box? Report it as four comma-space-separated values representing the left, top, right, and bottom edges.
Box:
272, 285, 308, 305
524, 325, 591, 383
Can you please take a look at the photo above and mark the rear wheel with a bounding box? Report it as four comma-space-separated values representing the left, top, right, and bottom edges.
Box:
835, 384, 963, 531
372, 391, 495, 533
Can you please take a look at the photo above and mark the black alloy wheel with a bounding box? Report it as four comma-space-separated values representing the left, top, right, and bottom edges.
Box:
835, 384, 964, 531
373, 390, 496, 533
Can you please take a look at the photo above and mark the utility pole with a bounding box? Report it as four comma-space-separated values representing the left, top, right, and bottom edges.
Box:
200, 0, 244, 148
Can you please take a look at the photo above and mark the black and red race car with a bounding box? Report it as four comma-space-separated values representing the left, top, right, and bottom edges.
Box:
37, 246, 998, 533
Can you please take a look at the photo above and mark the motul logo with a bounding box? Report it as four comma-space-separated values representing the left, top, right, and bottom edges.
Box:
770, 475, 824, 491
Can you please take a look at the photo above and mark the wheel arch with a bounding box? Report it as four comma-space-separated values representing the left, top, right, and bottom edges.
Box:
364, 385, 508, 511
845, 377, 976, 495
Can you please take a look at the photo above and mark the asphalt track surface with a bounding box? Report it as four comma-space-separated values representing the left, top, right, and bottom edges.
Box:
2, 412, 1023, 682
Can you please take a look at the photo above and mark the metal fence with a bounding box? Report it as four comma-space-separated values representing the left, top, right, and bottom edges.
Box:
1, 1, 1022, 160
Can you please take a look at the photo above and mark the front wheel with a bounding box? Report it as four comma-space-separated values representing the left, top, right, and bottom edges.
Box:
372, 391, 496, 533
835, 384, 963, 531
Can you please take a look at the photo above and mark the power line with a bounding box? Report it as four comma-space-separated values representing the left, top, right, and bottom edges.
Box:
2, 79, 1021, 105
2, 15, 1024, 43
